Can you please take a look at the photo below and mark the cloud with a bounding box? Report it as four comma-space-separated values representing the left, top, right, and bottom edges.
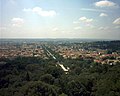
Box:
115, 26, 120, 29
113, 17, 120, 25
86, 24, 95, 28
99, 13, 108, 17
52, 27, 58, 31
73, 21, 79, 24
79, 17, 93, 23
99, 27, 109, 30
74, 27, 82, 30
81, 8, 106, 12
95, 0, 118, 7
23, 7, 56, 17
23, 8, 31, 12
11, 18, 24, 27
0, 27, 6, 30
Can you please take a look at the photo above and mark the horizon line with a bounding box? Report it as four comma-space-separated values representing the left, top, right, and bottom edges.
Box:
0, 37, 120, 41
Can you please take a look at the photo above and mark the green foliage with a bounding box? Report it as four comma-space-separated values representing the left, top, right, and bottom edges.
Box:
59, 93, 67, 96
15, 81, 59, 96
0, 57, 120, 96
45, 65, 64, 78
26, 72, 30, 81
67, 80, 88, 96
40, 74, 55, 84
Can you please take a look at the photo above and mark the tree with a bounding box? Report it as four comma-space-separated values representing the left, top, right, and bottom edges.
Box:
40, 74, 55, 84
15, 81, 59, 96
46, 65, 63, 78
67, 80, 88, 96
26, 71, 30, 81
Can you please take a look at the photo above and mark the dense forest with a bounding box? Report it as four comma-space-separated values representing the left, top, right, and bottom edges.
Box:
0, 56, 120, 96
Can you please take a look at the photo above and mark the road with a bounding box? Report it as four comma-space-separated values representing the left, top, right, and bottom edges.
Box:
43, 46, 69, 72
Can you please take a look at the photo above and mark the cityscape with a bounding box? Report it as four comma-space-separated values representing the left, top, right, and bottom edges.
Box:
1, 39, 120, 65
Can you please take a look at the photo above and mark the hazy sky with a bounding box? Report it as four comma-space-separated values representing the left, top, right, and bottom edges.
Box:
0, 0, 120, 39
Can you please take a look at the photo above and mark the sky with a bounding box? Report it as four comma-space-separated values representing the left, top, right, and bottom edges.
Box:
0, 0, 120, 40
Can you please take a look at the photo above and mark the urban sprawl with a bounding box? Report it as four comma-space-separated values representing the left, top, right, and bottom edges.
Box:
1, 40, 120, 65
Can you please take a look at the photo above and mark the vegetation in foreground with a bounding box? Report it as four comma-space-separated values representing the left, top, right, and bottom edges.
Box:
0, 56, 120, 96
